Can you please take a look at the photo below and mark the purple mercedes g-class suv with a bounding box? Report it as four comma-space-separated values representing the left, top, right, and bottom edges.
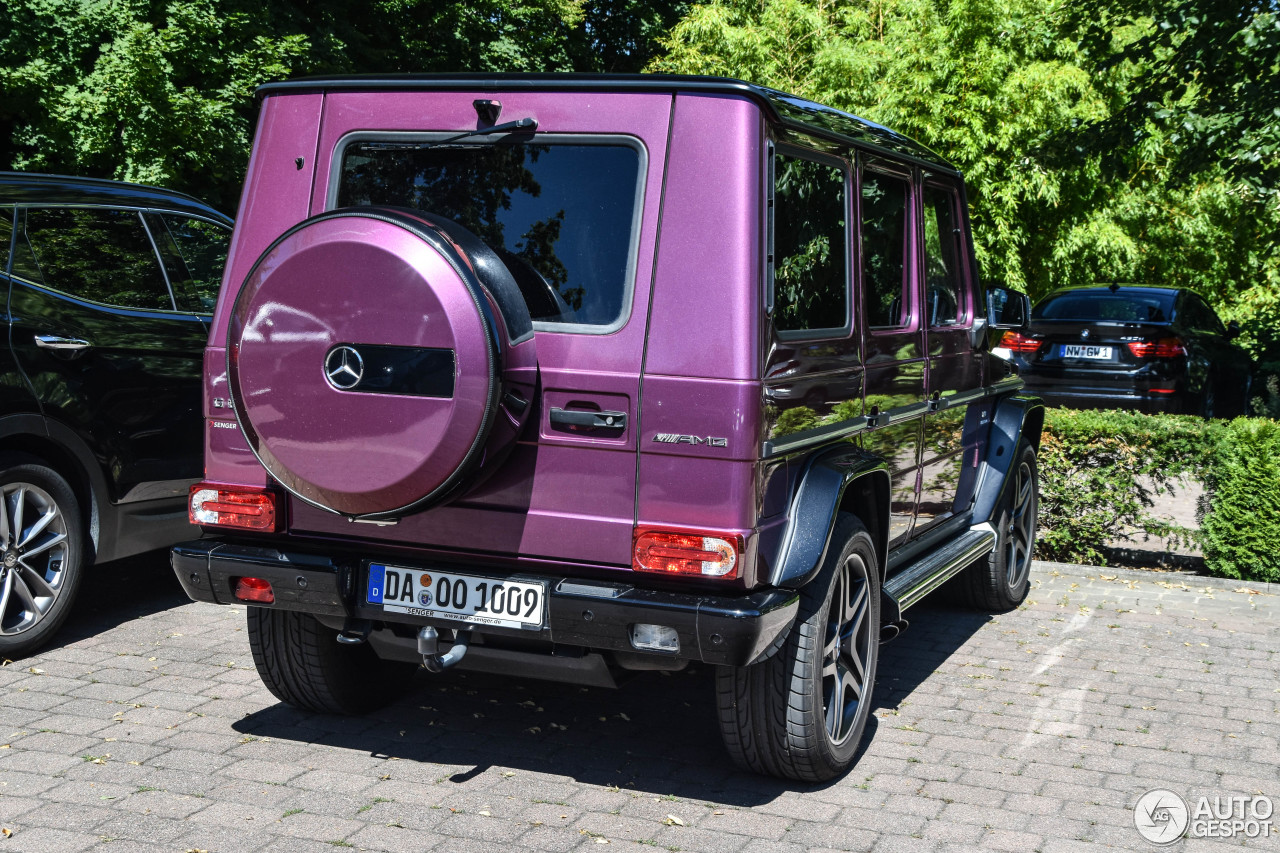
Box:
173, 74, 1042, 782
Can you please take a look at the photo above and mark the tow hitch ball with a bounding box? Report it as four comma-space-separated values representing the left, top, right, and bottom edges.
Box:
417, 626, 471, 672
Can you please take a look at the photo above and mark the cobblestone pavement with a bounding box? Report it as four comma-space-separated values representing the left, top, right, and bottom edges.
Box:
1, 555, 1276, 853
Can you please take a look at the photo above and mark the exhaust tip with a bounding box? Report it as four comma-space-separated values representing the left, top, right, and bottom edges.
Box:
880, 619, 908, 643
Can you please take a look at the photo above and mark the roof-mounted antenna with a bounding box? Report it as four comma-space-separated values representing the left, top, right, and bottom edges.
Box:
1108, 283, 1121, 293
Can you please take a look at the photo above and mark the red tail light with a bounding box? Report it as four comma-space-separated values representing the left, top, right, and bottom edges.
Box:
190, 483, 279, 532
633, 529, 741, 579
234, 577, 275, 603
1127, 337, 1187, 358
998, 330, 1042, 353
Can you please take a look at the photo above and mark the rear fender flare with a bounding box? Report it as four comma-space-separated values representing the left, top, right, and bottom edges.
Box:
972, 394, 1044, 525
769, 446, 889, 591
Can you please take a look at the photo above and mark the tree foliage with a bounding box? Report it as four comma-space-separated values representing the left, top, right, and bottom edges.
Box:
0, 0, 687, 212
651, 0, 1280, 362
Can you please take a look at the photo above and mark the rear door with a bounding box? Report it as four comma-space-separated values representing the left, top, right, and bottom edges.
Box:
8, 206, 220, 502
285, 90, 673, 568
858, 160, 925, 550
917, 175, 983, 537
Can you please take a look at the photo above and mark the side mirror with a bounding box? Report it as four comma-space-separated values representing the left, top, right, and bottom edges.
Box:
987, 286, 1030, 329
1226, 320, 1242, 340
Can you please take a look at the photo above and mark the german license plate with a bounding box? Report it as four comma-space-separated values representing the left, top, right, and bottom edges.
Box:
1061, 344, 1112, 359
366, 564, 547, 630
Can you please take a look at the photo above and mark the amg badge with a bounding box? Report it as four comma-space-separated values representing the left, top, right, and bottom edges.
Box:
652, 434, 728, 447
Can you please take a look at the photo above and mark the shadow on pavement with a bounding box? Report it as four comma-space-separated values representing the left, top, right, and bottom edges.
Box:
232, 600, 992, 804
51, 548, 191, 648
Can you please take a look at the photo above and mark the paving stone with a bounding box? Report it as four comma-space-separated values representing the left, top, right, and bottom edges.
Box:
1, 562, 1274, 852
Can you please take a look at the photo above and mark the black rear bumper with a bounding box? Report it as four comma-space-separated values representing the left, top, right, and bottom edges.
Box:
172, 540, 798, 667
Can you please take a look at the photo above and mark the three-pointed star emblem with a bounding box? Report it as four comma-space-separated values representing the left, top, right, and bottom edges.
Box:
324, 345, 365, 390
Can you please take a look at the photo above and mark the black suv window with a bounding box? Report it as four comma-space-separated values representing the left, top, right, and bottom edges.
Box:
771, 150, 849, 334
149, 214, 229, 313
21, 207, 174, 311
338, 139, 641, 329
922, 184, 962, 327
861, 170, 911, 329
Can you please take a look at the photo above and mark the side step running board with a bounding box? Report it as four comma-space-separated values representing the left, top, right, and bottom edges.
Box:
884, 524, 996, 612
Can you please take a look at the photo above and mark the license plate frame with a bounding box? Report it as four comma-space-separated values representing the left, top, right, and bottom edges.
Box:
1060, 344, 1113, 360
365, 563, 548, 631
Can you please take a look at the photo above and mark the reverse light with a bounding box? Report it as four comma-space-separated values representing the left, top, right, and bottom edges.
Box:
1128, 337, 1187, 358
633, 529, 741, 578
190, 483, 279, 532
998, 330, 1042, 353
234, 577, 275, 603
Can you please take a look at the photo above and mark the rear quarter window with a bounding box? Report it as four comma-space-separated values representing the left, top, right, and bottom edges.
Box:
335, 136, 643, 331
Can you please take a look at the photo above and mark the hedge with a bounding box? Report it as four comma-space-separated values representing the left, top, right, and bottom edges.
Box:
1035, 408, 1280, 583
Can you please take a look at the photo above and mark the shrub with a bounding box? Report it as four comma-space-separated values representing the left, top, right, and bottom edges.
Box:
1199, 418, 1280, 582
1034, 407, 1279, 583
1035, 409, 1222, 565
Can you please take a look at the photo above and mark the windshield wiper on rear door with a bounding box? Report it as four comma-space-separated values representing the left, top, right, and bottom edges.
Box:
424, 117, 538, 149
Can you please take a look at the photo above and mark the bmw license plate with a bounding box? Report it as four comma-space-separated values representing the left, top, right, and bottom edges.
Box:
366, 564, 547, 630
1060, 344, 1112, 359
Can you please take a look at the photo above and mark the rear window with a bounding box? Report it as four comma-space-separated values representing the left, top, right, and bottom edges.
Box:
337, 138, 642, 329
1032, 291, 1175, 323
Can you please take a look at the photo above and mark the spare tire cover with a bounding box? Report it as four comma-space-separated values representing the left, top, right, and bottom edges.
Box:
227, 208, 532, 518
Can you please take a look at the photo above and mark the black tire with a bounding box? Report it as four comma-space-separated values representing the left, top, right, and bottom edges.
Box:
0, 454, 85, 660
717, 513, 880, 782
959, 439, 1038, 611
247, 607, 418, 714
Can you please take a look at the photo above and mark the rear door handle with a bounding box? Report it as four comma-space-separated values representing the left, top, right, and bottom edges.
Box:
549, 407, 627, 431
34, 334, 91, 351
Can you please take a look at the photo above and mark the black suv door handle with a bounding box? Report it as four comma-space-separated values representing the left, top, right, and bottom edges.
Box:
549, 407, 627, 431
34, 334, 91, 351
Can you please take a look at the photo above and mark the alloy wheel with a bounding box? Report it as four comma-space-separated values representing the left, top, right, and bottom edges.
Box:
821, 552, 873, 745
1005, 458, 1036, 591
0, 483, 70, 637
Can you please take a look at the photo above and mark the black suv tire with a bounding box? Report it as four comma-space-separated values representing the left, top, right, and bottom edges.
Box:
0, 454, 85, 658
717, 513, 880, 782
959, 439, 1038, 611
247, 607, 418, 714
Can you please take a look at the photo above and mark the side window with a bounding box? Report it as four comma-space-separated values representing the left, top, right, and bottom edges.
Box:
22, 207, 174, 311
0, 207, 12, 270
860, 170, 911, 328
149, 214, 230, 313
771, 149, 849, 334
1181, 294, 1225, 335
10, 210, 44, 283
922, 184, 964, 327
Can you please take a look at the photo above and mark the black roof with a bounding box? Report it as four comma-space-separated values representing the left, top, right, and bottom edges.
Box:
0, 172, 232, 223
257, 73, 956, 174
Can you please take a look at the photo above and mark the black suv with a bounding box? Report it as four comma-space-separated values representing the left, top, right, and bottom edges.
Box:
1, 172, 232, 656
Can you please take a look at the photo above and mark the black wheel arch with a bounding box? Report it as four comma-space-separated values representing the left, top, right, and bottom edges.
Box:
0, 413, 112, 565
971, 394, 1044, 526
767, 446, 890, 592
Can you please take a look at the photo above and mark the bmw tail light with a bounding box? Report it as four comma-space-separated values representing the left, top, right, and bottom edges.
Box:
998, 330, 1042, 353
633, 529, 741, 579
1128, 337, 1187, 358
190, 484, 279, 532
